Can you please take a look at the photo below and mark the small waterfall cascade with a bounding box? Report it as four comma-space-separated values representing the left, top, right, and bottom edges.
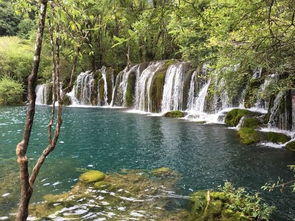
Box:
213, 78, 230, 112
161, 62, 187, 112
134, 61, 165, 112
97, 66, 109, 106
111, 65, 141, 107
36, 84, 52, 105
69, 71, 94, 105
36, 84, 45, 105
187, 78, 211, 113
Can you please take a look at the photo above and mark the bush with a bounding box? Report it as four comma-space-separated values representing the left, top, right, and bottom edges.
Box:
189, 182, 274, 221
0, 77, 24, 105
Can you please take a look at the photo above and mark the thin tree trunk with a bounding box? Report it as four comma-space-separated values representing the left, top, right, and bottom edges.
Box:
15, 1, 48, 220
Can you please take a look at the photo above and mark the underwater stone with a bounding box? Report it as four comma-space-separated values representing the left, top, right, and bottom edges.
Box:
79, 170, 106, 183
151, 167, 172, 176
164, 111, 185, 118
94, 181, 111, 189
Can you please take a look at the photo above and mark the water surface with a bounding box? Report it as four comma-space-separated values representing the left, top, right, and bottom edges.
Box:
0, 106, 294, 220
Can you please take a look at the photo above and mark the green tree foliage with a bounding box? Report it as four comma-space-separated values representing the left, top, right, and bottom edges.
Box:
0, 0, 20, 36
1, 0, 294, 103
0, 77, 23, 105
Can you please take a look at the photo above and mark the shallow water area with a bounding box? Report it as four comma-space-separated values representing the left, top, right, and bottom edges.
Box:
0, 106, 294, 220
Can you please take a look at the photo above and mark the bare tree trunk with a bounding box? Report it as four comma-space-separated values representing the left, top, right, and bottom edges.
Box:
15, 1, 48, 220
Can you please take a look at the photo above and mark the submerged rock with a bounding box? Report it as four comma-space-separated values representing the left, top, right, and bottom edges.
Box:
164, 111, 185, 118
79, 170, 106, 183
151, 167, 175, 177
29, 169, 188, 220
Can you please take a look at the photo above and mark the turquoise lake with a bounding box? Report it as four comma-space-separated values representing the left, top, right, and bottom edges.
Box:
0, 106, 294, 220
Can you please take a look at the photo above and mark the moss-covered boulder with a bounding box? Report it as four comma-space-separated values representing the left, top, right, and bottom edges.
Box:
225, 109, 250, 127
238, 128, 260, 144
285, 140, 295, 151
259, 132, 291, 144
164, 111, 185, 118
79, 170, 106, 183
240, 117, 261, 129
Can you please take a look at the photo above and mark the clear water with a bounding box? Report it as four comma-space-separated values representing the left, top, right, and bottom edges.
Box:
0, 106, 294, 220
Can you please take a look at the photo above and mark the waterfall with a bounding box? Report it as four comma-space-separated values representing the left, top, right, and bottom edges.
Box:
69, 71, 94, 105
187, 78, 211, 113
36, 84, 52, 105
134, 61, 164, 112
187, 71, 197, 111
161, 63, 187, 112
36, 84, 45, 105
101, 66, 109, 105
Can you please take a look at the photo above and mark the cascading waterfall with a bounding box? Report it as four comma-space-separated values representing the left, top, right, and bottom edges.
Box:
187, 79, 211, 113
69, 71, 94, 105
66, 61, 292, 131
134, 61, 164, 112
161, 63, 187, 112
36, 84, 52, 105
36, 84, 45, 105
101, 66, 109, 105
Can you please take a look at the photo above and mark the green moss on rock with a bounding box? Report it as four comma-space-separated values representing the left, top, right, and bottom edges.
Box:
285, 141, 295, 151
151, 167, 172, 176
259, 132, 291, 144
241, 118, 261, 129
79, 170, 106, 183
225, 109, 250, 127
238, 128, 260, 144
164, 111, 185, 118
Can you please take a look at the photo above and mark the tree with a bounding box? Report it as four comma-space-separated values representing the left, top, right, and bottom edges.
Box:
15, 0, 49, 220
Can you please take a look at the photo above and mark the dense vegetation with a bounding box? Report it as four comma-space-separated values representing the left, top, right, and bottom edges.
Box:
0, 0, 294, 102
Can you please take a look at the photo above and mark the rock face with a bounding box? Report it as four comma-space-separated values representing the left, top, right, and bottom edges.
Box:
268, 90, 293, 131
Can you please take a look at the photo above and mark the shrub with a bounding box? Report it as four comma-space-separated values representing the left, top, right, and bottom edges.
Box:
0, 77, 24, 105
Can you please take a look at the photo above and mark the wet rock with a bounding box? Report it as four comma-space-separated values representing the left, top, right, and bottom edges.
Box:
79, 170, 106, 183
285, 140, 295, 151
238, 128, 260, 145
164, 111, 185, 118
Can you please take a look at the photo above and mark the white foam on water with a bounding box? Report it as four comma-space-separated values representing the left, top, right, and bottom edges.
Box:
258, 142, 283, 149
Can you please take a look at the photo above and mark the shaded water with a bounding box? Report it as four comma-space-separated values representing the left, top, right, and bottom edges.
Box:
0, 106, 294, 220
